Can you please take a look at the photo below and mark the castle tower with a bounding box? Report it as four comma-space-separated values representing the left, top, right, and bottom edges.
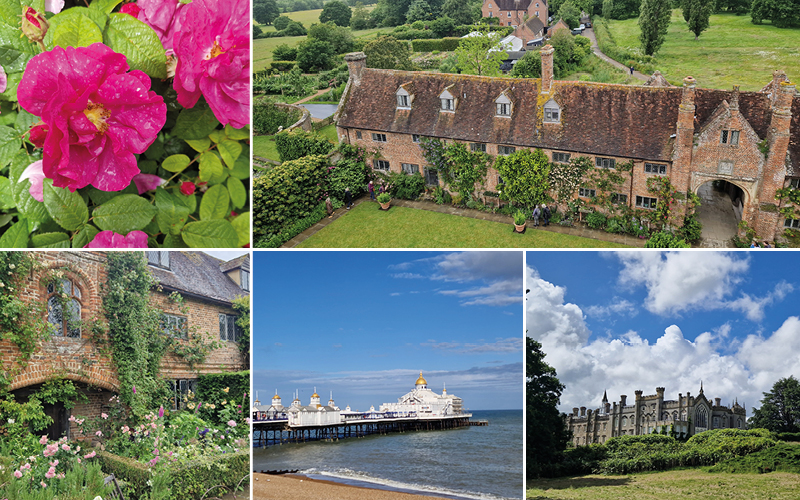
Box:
415, 372, 428, 390
292, 390, 301, 407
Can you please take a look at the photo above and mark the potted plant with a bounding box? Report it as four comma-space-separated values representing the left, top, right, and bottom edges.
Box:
377, 192, 392, 210
513, 210, 527, 233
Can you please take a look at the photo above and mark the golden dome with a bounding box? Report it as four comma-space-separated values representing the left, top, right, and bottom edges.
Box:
415, 372, 427, 386
312, 392, 319, 398
272, 394, 281, 399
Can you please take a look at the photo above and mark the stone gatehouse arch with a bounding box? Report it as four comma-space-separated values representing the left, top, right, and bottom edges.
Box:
690, 172, 757, 207
690, 172, 759, 243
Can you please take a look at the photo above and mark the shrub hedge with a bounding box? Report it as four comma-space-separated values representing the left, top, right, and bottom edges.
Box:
275, 129, 334, 163
196, 371, 249, 424
411, 38, 462, 52
253, 102, 301, 135
270, 61, 296, 72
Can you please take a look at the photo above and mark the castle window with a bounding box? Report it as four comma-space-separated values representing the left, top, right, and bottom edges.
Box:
161, 313, 187, 339
596, 157, 616, 169
784, 218, 800, 229
219, 313, 241, 342
696, 406, 708, 428
471, 143, 487, 153
552, 152, 570, 163
170, 379, 197, 411
401, 163, 419, 175
372, 133, 387, 142
356, 131, 362, 139
790, 178, 800, 189
47, 279, 81, 338
498, 145, 515, 155
611, 193, 628, 205
644, 163, 667, 174
373, 159, 390, 171
636, 196, 657, 209
543, 100, 560, 123
147, 251, 170, 269
721, 129, 740, 145
579, 187, 596, 198
424, 167, 439, 186
412, 134, 421, 143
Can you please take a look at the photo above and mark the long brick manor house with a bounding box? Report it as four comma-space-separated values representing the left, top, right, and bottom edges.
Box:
334, 48, 800, 242
1, 251, 249, 440
565, 385, 747, 446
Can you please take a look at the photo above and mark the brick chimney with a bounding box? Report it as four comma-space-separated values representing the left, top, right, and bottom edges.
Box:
345, 52, 367, 86
580, 406, 586, 416
669, 76, 697, 223
730, 85, 740, 115
715, 398, 721, 406
540, 45, 554, 94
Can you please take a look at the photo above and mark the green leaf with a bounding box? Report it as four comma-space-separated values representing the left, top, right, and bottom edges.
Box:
224, 124, 250, 141
163, 233, 188, 248
230, 211, 250, 247
199, 184, 230, 221
43, 182, 89, 231
181, 219, 239, 248
198, 152, 224, 183
217, 139, 242, 168
155, 187, 191, 235
104, 13, 167, 79
0, 0, 22, 27
144, 138, 165, 161
0, 124, 21, 169
31, 232, 71, 248
92, 194, 156, 233
14, 109, 37, 135
161, 154, 191, 173
172, 103, 220, 140
72, 224, 100, 248
186, 138, 211, 152
89, 0, 123, 15
227, 177, 246, 209
0, 175, 14, 209
229, 153, 250, 180
50, 9, 103, 48
87, 184, 137, 206
0, 218, 29, 248
208, 130, 225, 143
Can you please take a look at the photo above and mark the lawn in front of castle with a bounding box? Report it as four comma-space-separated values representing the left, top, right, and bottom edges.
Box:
296, 202, 630, 248
605, 10, 800, 91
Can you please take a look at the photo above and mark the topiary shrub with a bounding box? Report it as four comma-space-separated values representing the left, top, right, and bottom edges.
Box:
253, 102, 301, 135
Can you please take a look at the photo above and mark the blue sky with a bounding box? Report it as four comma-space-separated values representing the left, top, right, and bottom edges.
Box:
526, 251, 799, 417
253, 251, 524, 411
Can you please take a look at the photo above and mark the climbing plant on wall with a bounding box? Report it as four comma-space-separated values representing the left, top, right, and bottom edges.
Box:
549, 157, 592, 205
647, 176, 679, 229
585, 160, 633, 213
494, 149, 552, 209
233, 296, 250, 365
420, 138, 492, 204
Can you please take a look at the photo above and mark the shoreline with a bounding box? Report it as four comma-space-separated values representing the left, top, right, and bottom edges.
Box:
252, 473, 458, 500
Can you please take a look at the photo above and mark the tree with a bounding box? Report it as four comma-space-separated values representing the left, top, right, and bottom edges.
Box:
272, 43, 298, 61
350, 2, 374, 30
638, 0, 672, 55
283, 21, 307, 36
558, 1, 582, 29
406, 0, 434, 22
749, 376, 800, 433
494, 149, 551, 209
454, 26, 508, 77
611, 0, 640, 19
442, 0, 476, 25
511, 50, 542, 78
254, 0, 280, 25
602, 0, 614, 18
374, 0, 414, 26
685, 0, 713, 39
526, 337, 570, 479
750, 0, 800, 28
308, 22, 355, 55
296, 39, 336, 72
273, 15, 291, 31
320, 0, 353, 26
430, 15, 456, 37
363, 35, 414, 70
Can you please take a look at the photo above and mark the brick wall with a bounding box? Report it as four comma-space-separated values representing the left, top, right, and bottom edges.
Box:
482, 1, 547, 28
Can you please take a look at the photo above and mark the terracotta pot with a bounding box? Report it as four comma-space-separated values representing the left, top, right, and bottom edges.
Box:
514, 223, 526, 233
379, 201, 391, 210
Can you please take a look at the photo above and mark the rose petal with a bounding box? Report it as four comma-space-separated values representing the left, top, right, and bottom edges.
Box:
19, 160, 45, 202
45, 0, 64, 13
0, 65, 6, 94
132, 173, 166, 194
84, 230, 148, 248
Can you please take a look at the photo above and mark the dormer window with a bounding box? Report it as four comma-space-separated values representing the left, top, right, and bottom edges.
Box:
396, 85, 412, 109
241, 269, 250, 291
397, 94, 409, 108
495, 92, 512, 117
147, 251, 170, 269
543, 99, 560, 123
439, 87, 455, 112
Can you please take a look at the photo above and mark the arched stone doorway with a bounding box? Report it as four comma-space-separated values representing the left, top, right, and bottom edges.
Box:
693, 178, 748, 247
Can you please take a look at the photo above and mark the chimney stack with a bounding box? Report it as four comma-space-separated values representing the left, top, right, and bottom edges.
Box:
715, 398, 721, 407
580, 406, 586, 417
540, 45, 554, 94
345, 52, 367, 85
620, 395, 627, 407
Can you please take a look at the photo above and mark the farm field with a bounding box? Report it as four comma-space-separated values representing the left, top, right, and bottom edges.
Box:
527, 469, 800, 500
604, 10, 800, 90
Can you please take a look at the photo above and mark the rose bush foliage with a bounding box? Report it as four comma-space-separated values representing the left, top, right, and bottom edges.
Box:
0, 0, 250, 248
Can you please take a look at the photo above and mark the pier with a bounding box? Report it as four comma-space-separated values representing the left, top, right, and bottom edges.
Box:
253, 414, 474, 447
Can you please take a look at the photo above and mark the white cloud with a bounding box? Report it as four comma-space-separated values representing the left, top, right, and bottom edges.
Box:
586, 299, 638, 318
526, 265, 800, 416
421, 337, 523, 354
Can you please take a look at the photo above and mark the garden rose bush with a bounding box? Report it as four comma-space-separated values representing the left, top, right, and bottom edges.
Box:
0, 0, 251, 248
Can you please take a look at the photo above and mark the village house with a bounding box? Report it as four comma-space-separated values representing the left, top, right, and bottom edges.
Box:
1, 251, 249, 440
565, 385, 747, 446
482, 0, 548, 29
334, 49, 800, 242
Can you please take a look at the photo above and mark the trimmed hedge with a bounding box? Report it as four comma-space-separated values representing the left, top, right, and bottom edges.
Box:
253, 102, 301, 135
257, 201, 328, 248
411, 38, 462, 52
196, 371, 249, 425
97, 451, 150, 498
275, 129, 334, 162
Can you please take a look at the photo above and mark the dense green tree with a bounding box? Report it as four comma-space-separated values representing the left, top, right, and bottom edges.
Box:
716, 0, 751, 14
750, 376, 800, 433
283, 21, 307, 36
638, 0, 672, 55
320, 0, 353, 26
611, 0, 640, 19
374, 0, 414, 26
442, 0, 477, 25
254, 0, 281, 25
308, 22, 355, 54
454, 26, 507, 76
363, 35, 414, 70
681, 0, 693, 21
272, 43, 298, 61
549, 29, 590, 77
751, 0, 800, 27
685, 0, 714, 39
495, 149, 551, 208
430, 15, 456, 37
558, 1, 582, 29
511, 50, 542, 78
296, 39, 336, 72
273, 15, 291, 31
350, 2, 374, 30
406, 0, 434, 22
526, 337, 570, 479
602, 0, 614, 18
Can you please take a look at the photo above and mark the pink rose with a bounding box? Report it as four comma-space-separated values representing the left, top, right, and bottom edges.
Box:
84, 451, 96, 459
120, 2, 141, 18
173, 0, 249, 128
227, 420, 236, 427
132, 173, 166, 194
39, 435, 48, 445
13, 470, 22, 478
84, 230, 148, 248
0, 65, 6, 94
180, 181, 196, 196
17, 43, 166, 192
135, 0, 185, 52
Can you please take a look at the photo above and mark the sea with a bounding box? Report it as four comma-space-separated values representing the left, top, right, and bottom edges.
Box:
252, 409, 523, 500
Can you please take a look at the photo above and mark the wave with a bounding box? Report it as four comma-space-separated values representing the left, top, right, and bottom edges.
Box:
300, 467, 521, 500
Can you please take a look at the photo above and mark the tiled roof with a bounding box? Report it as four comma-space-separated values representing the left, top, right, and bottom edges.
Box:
790, 96, 800, 176
522, 16, 544, 34
149, 252, 248, 305
492, 0, 533, 10
219, 254, 249, 273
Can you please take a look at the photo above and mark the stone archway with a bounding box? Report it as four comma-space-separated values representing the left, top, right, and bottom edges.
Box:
691, 175, 755, 247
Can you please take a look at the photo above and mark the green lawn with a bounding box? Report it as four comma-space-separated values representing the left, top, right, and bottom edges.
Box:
298, 202, 630, 248
565, 54, 637, 85
252, 135, 279, 162
604, 11, 800, 90
527, 469, 800, 500
317, 123, 338, 142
